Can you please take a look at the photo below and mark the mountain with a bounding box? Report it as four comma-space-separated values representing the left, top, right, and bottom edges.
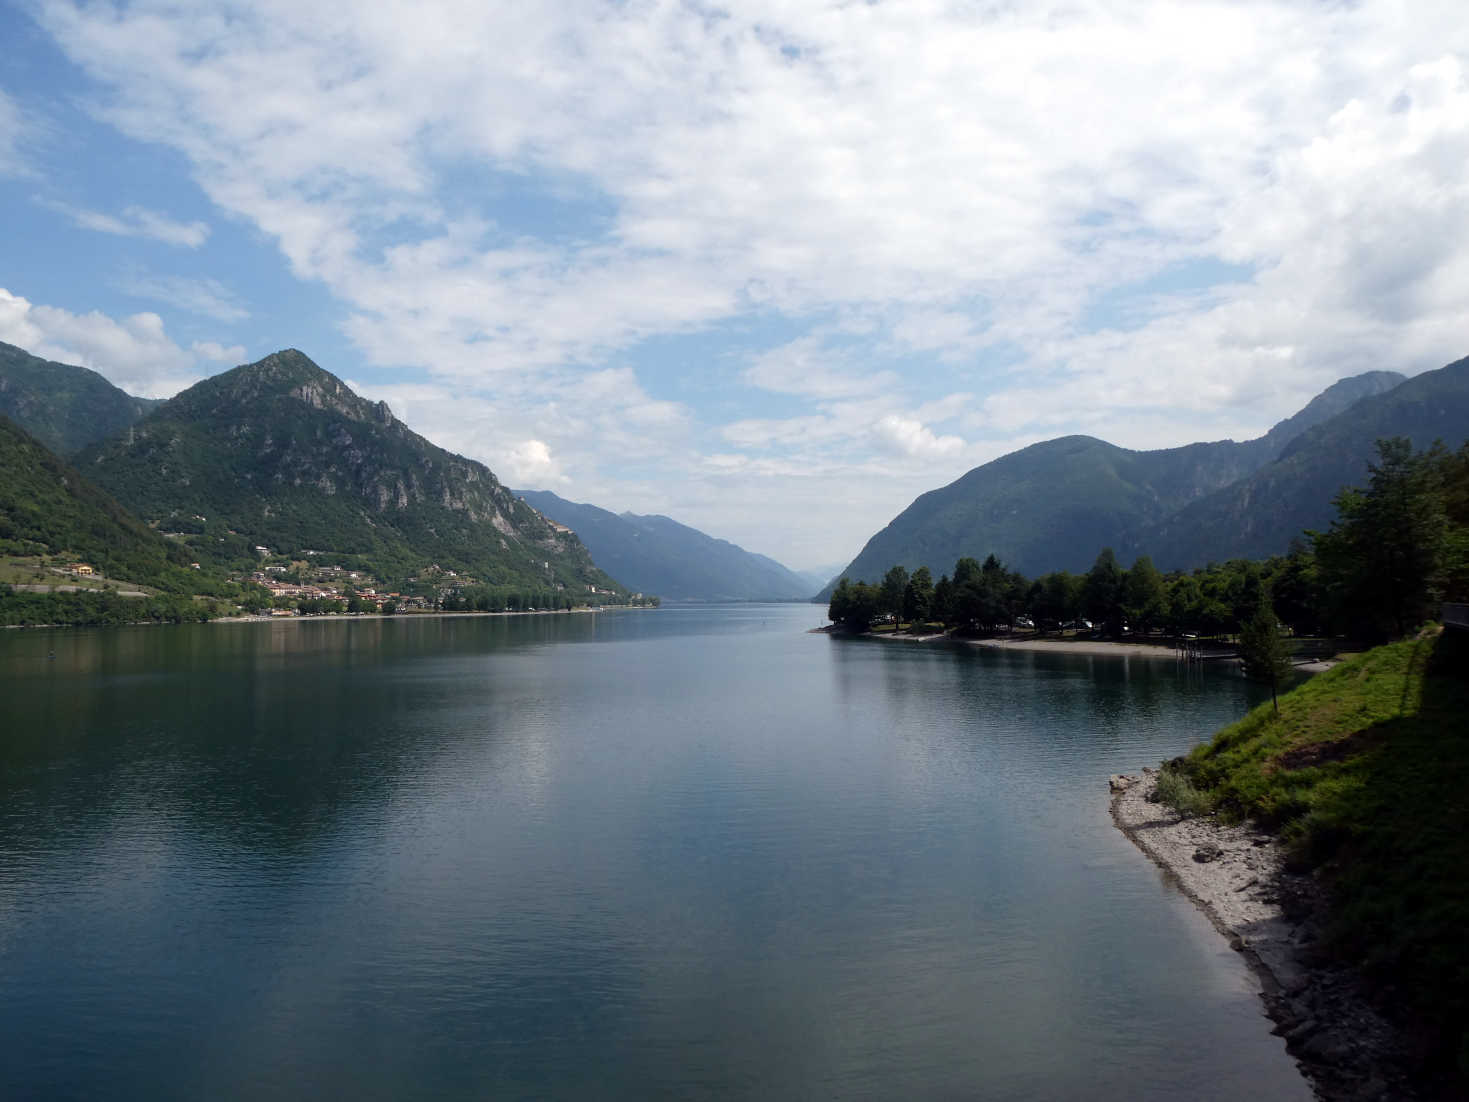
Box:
794, 565, 844, 594
1134, 355, 1469, 569
75, 350, 628, 595
822, 369, 1408, 591
516, 490, 812, 601
0, 414, 203, 593
0, 341, 161, 456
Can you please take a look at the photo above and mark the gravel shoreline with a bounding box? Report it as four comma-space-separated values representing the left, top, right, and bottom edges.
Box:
1110, 770, 1420, 1101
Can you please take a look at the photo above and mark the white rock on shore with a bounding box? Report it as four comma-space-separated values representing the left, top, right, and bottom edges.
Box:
1111, 770, 1418, 1102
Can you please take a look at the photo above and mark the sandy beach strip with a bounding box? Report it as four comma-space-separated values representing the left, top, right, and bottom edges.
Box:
967, 636, 1180, 659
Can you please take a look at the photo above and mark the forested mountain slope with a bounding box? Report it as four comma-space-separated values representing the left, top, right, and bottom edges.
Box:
823, 369, 1408, 590
1136, 355, 1469, 568
0, 415, 202, 592
0, 341, 160, 456
76, 350, 627, 593
517, 489, 811, 601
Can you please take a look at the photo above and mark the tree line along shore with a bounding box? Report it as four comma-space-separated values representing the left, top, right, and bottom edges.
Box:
827, 438, 1469, 657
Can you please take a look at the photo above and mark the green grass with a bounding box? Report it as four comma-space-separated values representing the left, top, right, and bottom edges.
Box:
1177, 628, 1469, 1082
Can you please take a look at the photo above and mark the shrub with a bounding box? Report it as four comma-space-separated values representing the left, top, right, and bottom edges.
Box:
1154, 762, 1212, 818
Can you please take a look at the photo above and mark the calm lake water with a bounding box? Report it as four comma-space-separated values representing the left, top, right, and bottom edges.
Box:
0, 605, 1309, 1100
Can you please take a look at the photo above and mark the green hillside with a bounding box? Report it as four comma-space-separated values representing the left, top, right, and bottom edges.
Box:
1167, 629, 1469, 1087
0, 414, 208, 592
75, 350, 629, 596
823, 370, 1405, 592
0, 341, 160, 456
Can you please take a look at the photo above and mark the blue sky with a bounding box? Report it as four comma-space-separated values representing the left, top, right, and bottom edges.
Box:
2, 1, 1467, 572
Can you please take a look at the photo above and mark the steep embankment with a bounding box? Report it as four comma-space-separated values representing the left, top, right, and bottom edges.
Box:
1128, 630, 1468, 1098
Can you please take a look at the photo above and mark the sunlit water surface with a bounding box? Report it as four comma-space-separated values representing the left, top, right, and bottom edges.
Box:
0, 606, 1309, 1099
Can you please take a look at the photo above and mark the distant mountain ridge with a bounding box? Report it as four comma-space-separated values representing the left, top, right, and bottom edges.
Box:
822, 367, 1422, 592
0, 341, 160, 456
74, 350, 627, 594
1132, 355, 1469, 567
516, 489, 811, 601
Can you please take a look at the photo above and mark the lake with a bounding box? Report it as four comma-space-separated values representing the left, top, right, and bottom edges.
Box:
0, 605, 1309, 1100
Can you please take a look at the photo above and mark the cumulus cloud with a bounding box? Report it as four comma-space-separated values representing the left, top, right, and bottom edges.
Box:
870, 414, 965, 459
37, 198, 210, 247
501, 439, 565, 487
26, 0, 1469, 562
0, 286, 203, 397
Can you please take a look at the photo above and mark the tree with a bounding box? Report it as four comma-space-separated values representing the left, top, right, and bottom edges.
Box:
902, 566, 934, 626
1239, 595, 1293, 712
932, 574, 955, 628
880, 565, 910, 621
1082, 548, 1124, 636
828, 577, 880, 631
1122, 556, 1166, 634
1313, 438, 1449, 641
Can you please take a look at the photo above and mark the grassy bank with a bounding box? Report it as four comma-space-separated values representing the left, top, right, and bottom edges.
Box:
1166, 627, 1469, 1084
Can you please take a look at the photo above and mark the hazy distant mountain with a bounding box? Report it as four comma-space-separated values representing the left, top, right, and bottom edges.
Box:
517, 490, 811, 601
793, 565, 844, 594
75, 350, 626, 593
0, 341, 160, 456
1134, 355, 1469, 568
821, 369, 1409, 592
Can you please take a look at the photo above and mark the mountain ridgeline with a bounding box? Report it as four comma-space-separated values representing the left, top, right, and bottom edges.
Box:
516, 490, 811, 602
0, 341, 160, 456
822, 364, 1469, 593
73, 351, 627, 595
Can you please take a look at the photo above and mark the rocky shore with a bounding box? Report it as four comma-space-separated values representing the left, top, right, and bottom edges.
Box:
1110, 769, 1420, 1102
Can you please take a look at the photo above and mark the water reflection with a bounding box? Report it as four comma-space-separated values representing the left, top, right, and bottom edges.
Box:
0, 609, 1303, 1101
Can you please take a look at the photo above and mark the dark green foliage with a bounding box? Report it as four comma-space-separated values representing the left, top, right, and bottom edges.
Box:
516, 489, 811, 601
77, 351, 628, 598
827, 576, 881, 631
1082, 548, 1125, 636
1121, 555, 1166, 633
0, 585, 214, 626
0, 341, 160, 456
0, 415, 220, 596
1238, 596, 1294, 711
1313, 438, 1450, 642
879, 564, 909, 618
902, 566, 934, 624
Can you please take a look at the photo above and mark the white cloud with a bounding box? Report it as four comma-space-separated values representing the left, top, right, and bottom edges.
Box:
502, 439, 565, 487
0, 90, 26, 177
190, 340, 245, 362
37, 198, 210, 247
0, 287, 204, 398
870, 414, 965, 459
26, 0, 1469, 563
119, 271, 249, 322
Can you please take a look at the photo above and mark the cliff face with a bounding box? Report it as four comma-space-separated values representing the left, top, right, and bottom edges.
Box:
77, 349, 625, 591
